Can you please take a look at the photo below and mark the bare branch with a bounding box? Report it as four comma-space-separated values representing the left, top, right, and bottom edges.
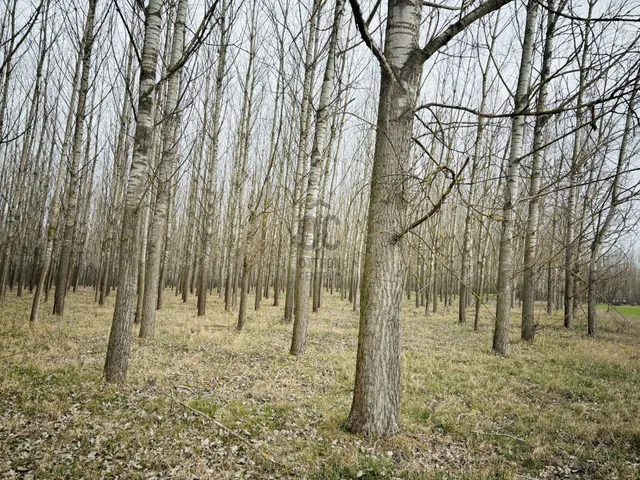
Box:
347, 0, 398, 82
422, 0, 474, 11
420, 0, 515, 62
395, 157, 470, 240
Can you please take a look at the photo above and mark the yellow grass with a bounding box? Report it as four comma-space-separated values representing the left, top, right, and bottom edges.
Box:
1, 289, 640, 479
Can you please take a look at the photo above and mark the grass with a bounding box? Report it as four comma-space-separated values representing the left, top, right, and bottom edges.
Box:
598, 303, 640, 321
1, 289, 640, 479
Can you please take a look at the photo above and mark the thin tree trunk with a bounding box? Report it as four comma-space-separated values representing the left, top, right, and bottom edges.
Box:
290, 0, 344, 355
587, 83, 635, 335
521, 0, 560, 341
564, 0, 593, 329
493, 0, 538, 355
283, 0, 320, 323
105, 0, 164, 384
197, 0, 227, 316
52, 0, 96, 316
140, 0, 187, 339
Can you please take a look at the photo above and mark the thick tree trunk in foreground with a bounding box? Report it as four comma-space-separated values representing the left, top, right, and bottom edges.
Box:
346, 0, 424, 436
104, 0, 163, 384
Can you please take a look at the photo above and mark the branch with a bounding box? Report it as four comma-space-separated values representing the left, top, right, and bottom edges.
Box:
156, 0, 220, 88
172, 393, 285, 468
420, 0, 515, 61
414, 86, 640, 118
395, 157, 470, 240
347, 0, 398, 82
534, 0, 640, 23
366, 0, 382, 26
113, 0, 142, 65
0, 0, 44, 75
422, 0, 474, 11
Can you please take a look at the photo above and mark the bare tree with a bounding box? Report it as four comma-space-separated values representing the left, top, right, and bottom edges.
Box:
104, 0, 165, 384
493, 0, 538, 355
290, 0, 345, 355
139, 0, 188, 339
346, 0, 513, 436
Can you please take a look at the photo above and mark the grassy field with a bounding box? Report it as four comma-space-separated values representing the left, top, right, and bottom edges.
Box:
1, 290, 640, 479
598, 304, 640, 321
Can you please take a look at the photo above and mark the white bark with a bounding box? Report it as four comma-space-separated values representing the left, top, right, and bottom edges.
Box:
139, 0, 188, 339
492, 0, 538, 355
105, 0, 164, 384
290, 0, 345, 355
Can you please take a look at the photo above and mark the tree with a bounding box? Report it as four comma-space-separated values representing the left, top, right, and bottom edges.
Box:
104, 0, 165, 384
52, 0, 98, 316
564, 0, 594, 329
283, 0, 321, 324
290, 0, 345, 355
197, 0, 228, 317
521, 0, 563, 341
492, 0, 538, 355
587, 79, 637, 336
139, 0, 188, 339
346, 0, 513, 436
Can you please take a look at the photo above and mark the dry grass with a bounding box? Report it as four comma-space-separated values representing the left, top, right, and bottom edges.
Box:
1, 289, 640, 479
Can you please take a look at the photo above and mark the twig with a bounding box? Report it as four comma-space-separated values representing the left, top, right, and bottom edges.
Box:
396, 156, 470, 240
473, 429, 526, 443
423, 0, 474, 11
172, 392, 286, 470
0, 351, 24, 362
490, 432, 526, 443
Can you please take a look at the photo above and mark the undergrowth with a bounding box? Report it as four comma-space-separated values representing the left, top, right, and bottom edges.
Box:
1, 290, 639, 479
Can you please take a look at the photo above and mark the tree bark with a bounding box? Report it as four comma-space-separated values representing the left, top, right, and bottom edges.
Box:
139, 0, 188, 339
346, 0, 426, 436
290, 0, 345, 355
521, 0, 559, 341
197, 0, 227, 316
105, 0, 164, 384
493, 0, 538, 355
283, 0, 320, 323
52, 0, 97, 316
587, 82, 635, 335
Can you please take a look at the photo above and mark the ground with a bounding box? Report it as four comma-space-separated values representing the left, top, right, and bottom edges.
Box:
1, 290, 639, 479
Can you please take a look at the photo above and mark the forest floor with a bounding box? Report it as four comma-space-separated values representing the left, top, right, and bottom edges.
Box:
1, 290, 639, 480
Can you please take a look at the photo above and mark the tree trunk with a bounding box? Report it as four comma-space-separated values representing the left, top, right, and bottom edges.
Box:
104, 0, 164, 384
587, 82, 634, 335
283, 0, 320, 323
52, 0, 96, 316
140, 0, 187, 339
521, 0, 559, 341
493, 0, 538, 355
290, 0, 344, 355
564, 0, 593, 329
197, 0, 227, 316
346, 0, 426, 436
